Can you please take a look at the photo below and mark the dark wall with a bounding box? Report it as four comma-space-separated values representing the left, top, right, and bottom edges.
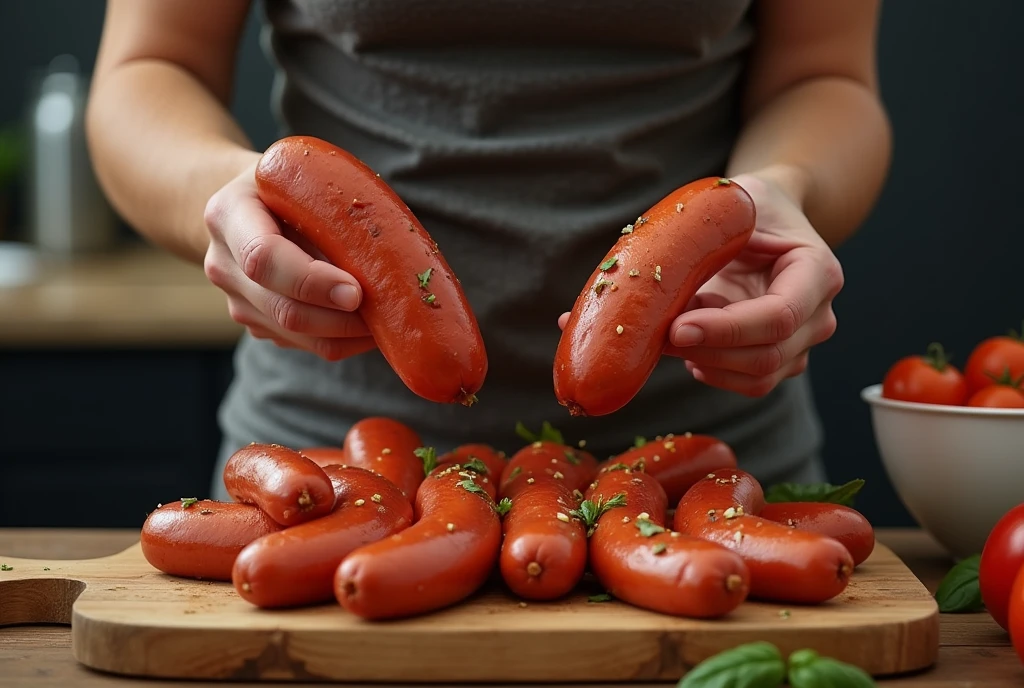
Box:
2, 0, 1022, 528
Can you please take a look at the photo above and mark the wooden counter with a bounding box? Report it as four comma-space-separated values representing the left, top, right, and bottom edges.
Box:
0, 528, 1021, 686
0, 242, 242, 348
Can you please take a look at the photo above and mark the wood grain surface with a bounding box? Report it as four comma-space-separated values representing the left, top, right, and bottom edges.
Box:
0, 533, 938, 683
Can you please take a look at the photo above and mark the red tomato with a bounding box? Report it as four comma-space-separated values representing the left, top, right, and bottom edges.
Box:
980, 503, 1024, 631
964, 329, 1024, 396
967, 385, 1024, 409
882, 342, 968, 406
1010, 565, 1024, 665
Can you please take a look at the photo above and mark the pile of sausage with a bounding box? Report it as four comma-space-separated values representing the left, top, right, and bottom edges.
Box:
140, 418, 875, 621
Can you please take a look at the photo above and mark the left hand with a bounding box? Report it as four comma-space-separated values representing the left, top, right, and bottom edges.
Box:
663, 171, 844, 397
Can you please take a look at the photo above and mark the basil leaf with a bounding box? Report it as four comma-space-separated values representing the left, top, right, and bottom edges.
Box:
763, 479, 865, 507
788, 649, 876, 688
678, 641, 786, 688
934, 554, 984, 613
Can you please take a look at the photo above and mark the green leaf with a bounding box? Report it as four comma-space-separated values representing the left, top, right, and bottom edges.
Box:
460, 457, 489, 475
180, 497, 199, 509
787, 649, 876, 688
569, 492, 626, 536
0, 564, 12, 571
563, 450, 581, 465
599, 256, 618, 271
935, 554, 984, 613
414, 446, 438, 476
588, 593, 612, 603
678, 641, 786, 688
635, 518, 666, 537
514, 421, 565, 446
457, 479, 488, 498
505, 466, 523, 483
514, 421, 537, 443
763, 479, 865, 507
495, 497, 513, 517
416, 267, 433, 288
633, 435, 647, 448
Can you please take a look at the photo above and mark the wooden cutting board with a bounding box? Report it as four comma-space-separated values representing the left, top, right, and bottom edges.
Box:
0, 541, 938, 683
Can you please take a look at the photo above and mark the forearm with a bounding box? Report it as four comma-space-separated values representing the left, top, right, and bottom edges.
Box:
86, 60, 260, 264
726, 76, 892, 247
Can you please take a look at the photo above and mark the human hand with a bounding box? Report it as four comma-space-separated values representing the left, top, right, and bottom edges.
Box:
557, 171, 843, 398
202, 157, 376, 360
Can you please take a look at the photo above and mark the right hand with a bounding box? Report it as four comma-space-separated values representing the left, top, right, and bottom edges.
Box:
202, 157, 377, 361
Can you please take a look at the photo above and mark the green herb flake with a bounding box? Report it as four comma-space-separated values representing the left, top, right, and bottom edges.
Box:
633, 435, 647, 448
457, 479, 489, 497
569, 492, 627, 536
422, 293, 438, 306
604, 462, 630, 472
495, 497, 513, 517
414, 446, 438, 476
416, 267, 433, 288
593, 279, 613, 294
180, 497, 199, 509
461, 457, 489, 475
652, 543, 667, 555
714, 178, 732, 186
0, 564, 12, 571
588, 593, 612, 603
635, 518, 666, 537
935, 553, 984, 613
563, 450, 581, 465
506, 466, 523, 483
764, 479, 866, 507
43, 567, 51, 571
599, 256, 618, 271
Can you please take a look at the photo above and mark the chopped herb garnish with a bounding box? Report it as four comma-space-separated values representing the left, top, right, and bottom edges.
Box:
621, 224, 634, 234
652, 543, 667, 555
181, 497, 198, 509
0, 564, 12, 571
457, 479, 489, 497
633, 435, 647, 448
496, 497, 513, 517
588, 593, 613, 603
593, 279, 613, 294
506, 466, 523, 482
43, 567, 50, 571
563, 450, 581, 465
461, 457, 489, 475
599, 256, 618, 271
416, 267, 433, 288
635, 518, 666, 537
604, 462, 630, 472
715, 178, 731, 186
628, 269, 640, 277
422, 293, 438, 306
414, 446, 438, 476
569, 492, 627, 536
514, 420, 565, 445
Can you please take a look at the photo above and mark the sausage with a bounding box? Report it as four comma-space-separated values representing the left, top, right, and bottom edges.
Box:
499, 441, 598, 499
499, 479, 587, 601
222, 443, 336, 526
140, 500, 282, 581
674, 469, 854, 604
254, 136, 488, 406
611, 432, 737, 503
438, 443, 507, 484
341, 417, 426, 500
554, 177, 756, 416
427, 455, 498, 500
298, 447, 348, 468
759, 502, 876, 567
232, 466, 414, 608
585, 465, 750, 618
334, 466, 503, 620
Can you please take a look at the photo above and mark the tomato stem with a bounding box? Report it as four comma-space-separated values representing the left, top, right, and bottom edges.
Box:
924, 342, 952, 372
1008, 320, 1024, 341
984, 367, 1024, 389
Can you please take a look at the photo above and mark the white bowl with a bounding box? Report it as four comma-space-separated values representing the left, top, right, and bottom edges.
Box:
861, 383, 1024, 560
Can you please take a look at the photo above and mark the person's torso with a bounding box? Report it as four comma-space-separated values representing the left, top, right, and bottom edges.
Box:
219, 0, 822, 476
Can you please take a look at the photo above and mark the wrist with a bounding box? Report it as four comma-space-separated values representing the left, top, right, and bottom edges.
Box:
730, 163, 814, 211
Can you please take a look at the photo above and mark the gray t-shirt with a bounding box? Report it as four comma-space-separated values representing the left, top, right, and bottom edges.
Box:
211, 0, 827, 498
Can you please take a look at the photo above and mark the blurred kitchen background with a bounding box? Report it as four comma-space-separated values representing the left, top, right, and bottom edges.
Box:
1, 1, 1021, 529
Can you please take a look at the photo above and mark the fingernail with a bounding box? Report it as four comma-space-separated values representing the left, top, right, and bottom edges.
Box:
691, 367, 706, 382
330, 284, 360, 311
674, 324, 704, 347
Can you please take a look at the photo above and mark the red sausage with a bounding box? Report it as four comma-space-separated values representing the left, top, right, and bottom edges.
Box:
334, 467, 503, 620
254, 136, 488, 406
674, 469, 854, 604
222, 443, 336, 526
499, 441, 598, 499
140, 500, 282, 581
759, 502, 876, 567
499, 476, 587, 601
554, 177, 756, 416
232, 466, 414, 608
611, 433, 738, 503
341, 417, 426, 500
438, 443, 507, 484
585, 466, 750, 618
299, 447, 348, 468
